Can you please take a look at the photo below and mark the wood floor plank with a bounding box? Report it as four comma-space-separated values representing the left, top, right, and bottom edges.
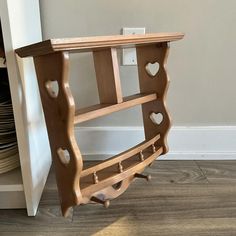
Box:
148, 160, 208, 184
72, 183, 236, 236
1, 161, 236, 236
0, 206, 73, 231
196, 160, 236, 183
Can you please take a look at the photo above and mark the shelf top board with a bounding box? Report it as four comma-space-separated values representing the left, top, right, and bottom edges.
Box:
15, 32, 184, 57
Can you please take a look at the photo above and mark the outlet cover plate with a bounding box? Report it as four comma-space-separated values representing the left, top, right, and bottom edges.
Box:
122, 27, 146, 66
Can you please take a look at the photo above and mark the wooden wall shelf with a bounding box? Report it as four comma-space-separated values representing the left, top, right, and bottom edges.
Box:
75, 93, 157, 123
16, 33, 184, 217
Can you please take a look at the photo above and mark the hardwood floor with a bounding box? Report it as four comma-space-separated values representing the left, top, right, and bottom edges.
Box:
1, 160, 236, 236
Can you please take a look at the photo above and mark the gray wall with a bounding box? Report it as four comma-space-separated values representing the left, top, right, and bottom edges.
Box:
39, 0, 236, 126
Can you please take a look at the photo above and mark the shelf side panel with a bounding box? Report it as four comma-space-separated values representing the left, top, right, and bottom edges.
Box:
137, 43, 171, 154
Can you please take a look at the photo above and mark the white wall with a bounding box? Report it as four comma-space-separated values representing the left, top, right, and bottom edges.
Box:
1, 0, 51, 215
39, 0, 236, 126
38, 1, 236, 160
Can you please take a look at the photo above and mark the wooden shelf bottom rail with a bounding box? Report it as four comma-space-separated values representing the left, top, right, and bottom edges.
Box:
80, 147, 163, 196
81, 134, 160, 178
80, 134, 162, 197
74, 93, 157, 124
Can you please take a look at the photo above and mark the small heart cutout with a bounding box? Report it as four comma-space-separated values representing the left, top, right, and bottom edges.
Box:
145, 62, 160, 77
150, 112, 163, 125
57, 148, 70, 165
45, 80, 59, 98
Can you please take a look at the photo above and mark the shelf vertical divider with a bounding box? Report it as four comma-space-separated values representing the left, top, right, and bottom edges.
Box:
93, 47, 123, 104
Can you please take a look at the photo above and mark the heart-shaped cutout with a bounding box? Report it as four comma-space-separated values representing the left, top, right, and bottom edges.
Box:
145, 62, 160, 77
57, 148, 70, 165
150, 112, 163, 125
45, 80, 59, 98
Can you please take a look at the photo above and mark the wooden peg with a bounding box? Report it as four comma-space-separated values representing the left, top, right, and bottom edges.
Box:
93, 172, 99, 184
139, 151, 144, 161
118, 162, 123, 173
90, 196, 110, 208
134, 173, 151, 181
152, 144, 156, 153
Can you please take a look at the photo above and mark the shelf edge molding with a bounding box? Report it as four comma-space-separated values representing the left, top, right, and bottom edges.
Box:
15, 32, 184, 57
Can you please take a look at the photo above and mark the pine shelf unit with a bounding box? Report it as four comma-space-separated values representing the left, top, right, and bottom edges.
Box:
16, 32, 184, 217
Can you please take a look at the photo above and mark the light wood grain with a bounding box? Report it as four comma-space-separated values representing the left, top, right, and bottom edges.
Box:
34, 52, 83, 217
93, 48, 123, 104
15, 33, 184, 57
74, 93, 157, 123
81, 134, 160, 177
81, 147, 163, 197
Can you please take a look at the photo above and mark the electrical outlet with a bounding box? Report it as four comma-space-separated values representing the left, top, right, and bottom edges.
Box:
122, 27, 146, 66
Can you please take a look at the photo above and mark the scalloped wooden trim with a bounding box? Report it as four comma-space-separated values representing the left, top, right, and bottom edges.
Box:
136, 42, 171, 154
15, 33, 184, 57
33, 52, 83, 217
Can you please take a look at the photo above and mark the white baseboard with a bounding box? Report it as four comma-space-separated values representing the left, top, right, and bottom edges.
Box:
75, 126, 236, 160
